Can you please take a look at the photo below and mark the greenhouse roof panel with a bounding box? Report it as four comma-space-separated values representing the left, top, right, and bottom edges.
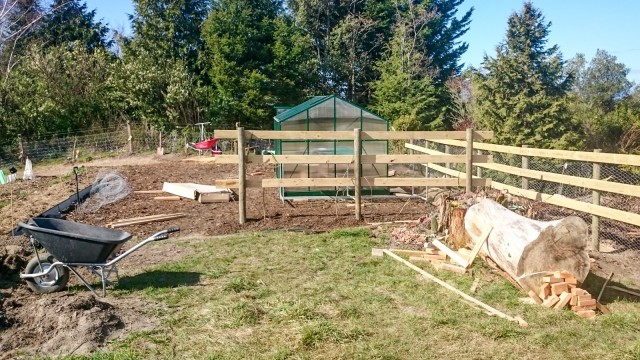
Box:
274, 96, 333, 122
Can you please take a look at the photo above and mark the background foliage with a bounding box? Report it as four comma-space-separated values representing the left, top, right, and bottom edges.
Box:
0, 0, 638, 153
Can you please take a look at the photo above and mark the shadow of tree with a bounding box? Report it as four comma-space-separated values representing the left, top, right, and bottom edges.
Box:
582, 272, 640, 304
115, 270, 201, 291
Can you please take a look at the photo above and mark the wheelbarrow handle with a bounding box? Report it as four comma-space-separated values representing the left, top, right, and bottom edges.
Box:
151, 226, 181, 241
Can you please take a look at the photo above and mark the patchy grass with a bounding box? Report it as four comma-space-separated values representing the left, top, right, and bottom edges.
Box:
64, 228, 640, 359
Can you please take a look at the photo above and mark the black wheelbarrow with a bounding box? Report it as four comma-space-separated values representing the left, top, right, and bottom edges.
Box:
18, 218, 180, 296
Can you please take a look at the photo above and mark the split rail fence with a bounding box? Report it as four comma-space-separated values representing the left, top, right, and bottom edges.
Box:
409, 139, 640, 252
208, 128, 493, 224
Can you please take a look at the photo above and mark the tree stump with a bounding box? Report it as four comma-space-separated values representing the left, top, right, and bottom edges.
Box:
464, 199, 590, 292
448, 207, 469, 249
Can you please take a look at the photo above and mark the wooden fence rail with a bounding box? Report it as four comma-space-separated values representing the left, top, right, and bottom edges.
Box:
203, 129, 493, 224
411, 140, 640, 250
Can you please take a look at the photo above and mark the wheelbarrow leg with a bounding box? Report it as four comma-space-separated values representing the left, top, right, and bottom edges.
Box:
67, 266, 100, 297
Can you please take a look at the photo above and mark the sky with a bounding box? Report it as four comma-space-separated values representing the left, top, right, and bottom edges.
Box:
85, 0, 640, 83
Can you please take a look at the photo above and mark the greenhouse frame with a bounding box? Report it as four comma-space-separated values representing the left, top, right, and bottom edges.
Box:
273, 95, 389, 198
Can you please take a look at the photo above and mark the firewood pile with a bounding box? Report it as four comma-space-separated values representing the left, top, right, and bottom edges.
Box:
528, 271, 606, 319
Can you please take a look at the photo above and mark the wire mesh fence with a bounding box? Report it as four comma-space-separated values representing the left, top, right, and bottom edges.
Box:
419, 140, 640, 254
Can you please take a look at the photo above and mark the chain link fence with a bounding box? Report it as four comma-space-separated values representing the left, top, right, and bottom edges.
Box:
420, 140, 640, 254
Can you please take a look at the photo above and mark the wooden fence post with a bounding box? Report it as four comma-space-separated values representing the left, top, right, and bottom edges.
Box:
425, 140, 430, 197
592, 149, 602, 251
238, 127, 246, 225
476, 149, 483, 192
127, 121, 133, 154
522, 145, 530, 190
465, 128, 474, 193
354, 128, 362, 220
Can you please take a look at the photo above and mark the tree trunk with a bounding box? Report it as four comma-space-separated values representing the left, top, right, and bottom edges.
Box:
464, 199, 590, 292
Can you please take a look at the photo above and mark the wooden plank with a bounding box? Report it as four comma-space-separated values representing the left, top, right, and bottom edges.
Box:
596, 302, 612, 315
465, 225, 493, 269
389, 249, 430, 257
183, 155, 239, 164
431, 139, 640, 167
431, 239, 468, 267
193, 153, 493, 165
214, 130, 494, 141
542, 276, 563, 283
554, 292, 572, 310
258, 177, 491, 188
112, 213, 185, 223
372, 177, 491, 187
371, 248, 384, 257
572, 304, 597, 311
110, 213, 186, 228
214, 179, 262, 188
542, 294, 560, 308
539, 283, 550, 299
439, 262, 467, 274
198, 192, 230, 203
490, 182, 640, 228
551, 282, 569, 296
382, 249, 527, 326
262, 178, 355, 187
528, 290, 543, 305
475, 161, 640, 198
410, 141, 640, 199
154, 196, 181, 201
470, 277, 480, 293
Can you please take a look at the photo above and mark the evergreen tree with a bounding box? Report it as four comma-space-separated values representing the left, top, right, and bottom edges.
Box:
474, 2, 579, 149
128, 0, 209, 73
418, 0, 472, 84
203, 0, 314, 128
370, 3, 440, 130
36, 0, 111, 51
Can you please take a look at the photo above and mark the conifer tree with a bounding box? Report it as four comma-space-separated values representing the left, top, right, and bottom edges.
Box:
474, 2, 580, 149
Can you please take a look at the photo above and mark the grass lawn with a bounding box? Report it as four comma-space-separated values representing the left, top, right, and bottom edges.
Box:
66, 228, 640, 360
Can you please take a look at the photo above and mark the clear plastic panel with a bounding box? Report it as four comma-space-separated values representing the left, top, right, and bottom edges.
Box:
282, 141, 308, 155
362, 141, 386, 155
307, 99, 334, 120
335, 98, 361, 120
309, 118, 335, 131
280, 117, 307, 131
362, 118, 387, 131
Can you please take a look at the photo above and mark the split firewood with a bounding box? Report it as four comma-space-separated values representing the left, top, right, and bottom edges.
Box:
531, 271, 601, 319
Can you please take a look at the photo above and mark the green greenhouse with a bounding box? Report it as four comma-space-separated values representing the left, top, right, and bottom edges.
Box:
273, 95, 389, 198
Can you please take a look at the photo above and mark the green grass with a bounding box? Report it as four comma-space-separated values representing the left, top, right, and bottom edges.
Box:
63, 229, 640, 360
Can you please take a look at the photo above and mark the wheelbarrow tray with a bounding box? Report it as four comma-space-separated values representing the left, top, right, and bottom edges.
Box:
193, 138, 218, 150
19, 218, 132, 263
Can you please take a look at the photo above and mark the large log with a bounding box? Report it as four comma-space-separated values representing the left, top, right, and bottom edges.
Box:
464, 199, 590, 292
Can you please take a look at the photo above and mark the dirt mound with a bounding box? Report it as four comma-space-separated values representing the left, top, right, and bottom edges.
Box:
0, 294, 125, 359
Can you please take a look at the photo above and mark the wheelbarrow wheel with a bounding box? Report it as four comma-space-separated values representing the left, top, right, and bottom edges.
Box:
24, 253, 69, 294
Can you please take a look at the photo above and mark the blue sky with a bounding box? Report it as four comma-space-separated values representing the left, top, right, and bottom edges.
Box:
85, 0, 640, 83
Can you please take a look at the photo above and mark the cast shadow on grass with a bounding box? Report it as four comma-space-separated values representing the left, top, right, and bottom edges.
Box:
115, 270, 202, 291
581, 272, 640, 304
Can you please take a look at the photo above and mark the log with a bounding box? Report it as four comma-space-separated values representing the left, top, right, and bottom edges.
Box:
464, 199, 590, 292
